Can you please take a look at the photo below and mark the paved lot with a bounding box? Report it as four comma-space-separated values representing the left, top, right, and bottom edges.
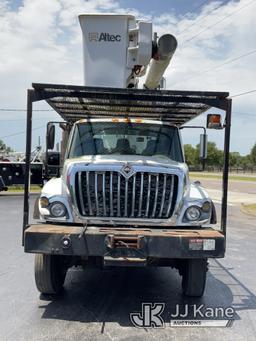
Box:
0, 194, 255, 341
194, 178, 256, 195
190, 177, 256, 205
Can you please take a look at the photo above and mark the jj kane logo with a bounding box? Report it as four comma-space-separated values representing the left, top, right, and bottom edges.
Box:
130, 303, 165, 328
130, 303, 235, 328
89, 32, 121, 42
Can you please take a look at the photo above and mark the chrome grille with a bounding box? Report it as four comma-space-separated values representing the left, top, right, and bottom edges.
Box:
75, 171, 178, 219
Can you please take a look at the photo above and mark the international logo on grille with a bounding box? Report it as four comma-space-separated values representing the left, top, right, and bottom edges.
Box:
120, 163, 135, 178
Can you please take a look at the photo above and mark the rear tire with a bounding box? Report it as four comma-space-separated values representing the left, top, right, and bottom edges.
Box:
34, 254, 67, 295
182, 259, 208, 297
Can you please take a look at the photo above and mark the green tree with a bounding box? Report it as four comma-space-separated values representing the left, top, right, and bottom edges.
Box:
0, 139, 13, 153
229, 152, 242, 167
240, 155, 252, 167
196, 142, 223, 167
250, 143, 256, 164
183, 144, 197, 166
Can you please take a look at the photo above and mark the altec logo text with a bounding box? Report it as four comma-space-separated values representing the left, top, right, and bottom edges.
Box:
89, 32, 121, 42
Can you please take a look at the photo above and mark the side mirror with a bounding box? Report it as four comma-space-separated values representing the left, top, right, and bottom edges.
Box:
43, 151, 60, 179
46, 123, 55, 150
207, 114, 223, 129
199, 133, 207, 161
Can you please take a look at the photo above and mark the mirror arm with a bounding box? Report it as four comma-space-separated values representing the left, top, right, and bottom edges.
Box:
180, 125, 206, 134
179, 125, 207, 171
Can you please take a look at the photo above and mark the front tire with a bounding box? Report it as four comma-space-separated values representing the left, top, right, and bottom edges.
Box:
182, 259, 208, 297
34, 254, 67, 295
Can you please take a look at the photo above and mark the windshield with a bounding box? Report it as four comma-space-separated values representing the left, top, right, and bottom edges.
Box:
68, 122, 183, 162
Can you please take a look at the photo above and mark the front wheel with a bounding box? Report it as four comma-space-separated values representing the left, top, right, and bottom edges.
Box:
181, 259, 208, 297
34, 254, 67, 295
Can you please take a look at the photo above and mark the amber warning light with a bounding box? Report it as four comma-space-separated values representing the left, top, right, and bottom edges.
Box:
207, 114, 223, 129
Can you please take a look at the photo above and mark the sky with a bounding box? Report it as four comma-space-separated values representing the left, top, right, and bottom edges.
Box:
0, 0, 255, 155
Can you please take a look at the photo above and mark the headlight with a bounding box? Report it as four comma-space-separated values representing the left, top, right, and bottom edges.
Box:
185, 206, 201, 221
40, 196, 49, 208
202, 201, 211, 212
50, 202, 67, 217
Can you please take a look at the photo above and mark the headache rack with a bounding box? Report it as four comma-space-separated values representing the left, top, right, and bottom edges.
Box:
22, 83, 232, 245
31, 83, 230, 125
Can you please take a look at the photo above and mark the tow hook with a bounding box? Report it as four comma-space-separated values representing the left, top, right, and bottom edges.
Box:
105, 234, 145, 249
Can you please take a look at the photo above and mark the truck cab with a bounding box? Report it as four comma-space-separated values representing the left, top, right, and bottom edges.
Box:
40, 118, 213, 228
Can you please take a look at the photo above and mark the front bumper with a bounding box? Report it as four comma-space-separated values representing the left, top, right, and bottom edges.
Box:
24, 224, 225, 259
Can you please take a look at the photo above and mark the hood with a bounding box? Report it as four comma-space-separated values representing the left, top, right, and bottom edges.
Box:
64, 154, 187, 172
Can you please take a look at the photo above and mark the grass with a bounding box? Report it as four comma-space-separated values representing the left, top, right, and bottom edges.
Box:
241, 203, 256, 216
190, 172, 256, 182
5, 185, 41, 193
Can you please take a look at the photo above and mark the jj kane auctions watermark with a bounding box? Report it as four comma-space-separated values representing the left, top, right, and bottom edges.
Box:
130, 303, 235, 328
